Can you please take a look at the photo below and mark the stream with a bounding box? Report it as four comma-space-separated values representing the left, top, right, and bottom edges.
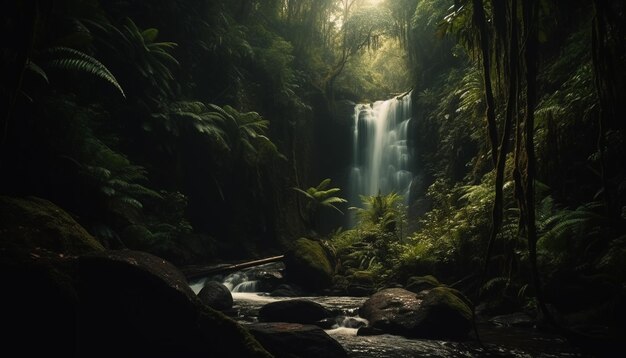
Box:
190, 264, 584, 358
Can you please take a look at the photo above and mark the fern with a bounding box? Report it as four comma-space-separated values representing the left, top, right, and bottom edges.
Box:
43, 46, 125, 97
480, 276, 510, 297
537, 201, 608, 264
353, 192, 403, 232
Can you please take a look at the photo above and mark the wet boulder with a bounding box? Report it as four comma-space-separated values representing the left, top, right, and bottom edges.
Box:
198, 280, 233, 311
259, 299, 332, 324
247, 322, 347, 358
359, 287, 473, 340
284, 238, 335, 291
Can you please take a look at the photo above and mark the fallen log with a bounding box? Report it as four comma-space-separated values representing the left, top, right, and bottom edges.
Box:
395, 87, 413, 100
181, 255, 285, 280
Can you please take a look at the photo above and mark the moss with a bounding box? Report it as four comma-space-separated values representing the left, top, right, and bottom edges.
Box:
0, 196, 104, 255
426, 287, 473, 321
293, 238, 333, 273
405, 275, 440, 293
352, 271, 375, 285
285, 238, 334, 290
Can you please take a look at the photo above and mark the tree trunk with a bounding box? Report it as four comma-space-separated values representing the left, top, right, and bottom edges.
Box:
472, 0, 499, 167
521, 0, 553, 326
484, 0, 518, 276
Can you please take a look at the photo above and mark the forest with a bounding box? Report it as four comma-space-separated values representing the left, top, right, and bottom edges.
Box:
1, 0, 624, 357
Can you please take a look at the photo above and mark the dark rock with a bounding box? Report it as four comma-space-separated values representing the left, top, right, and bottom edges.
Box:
0, 196, 104, 255
357, 326, 385, 336
0, 250, 270, 358
254, 270, 284, 292
198, 280, 233, 311
259, 299, 332, 324
337, 316, 367, 329
270, 284, 303, 297
314, 317, 337, 329
359, 287, 473, 339
284, 238, 335, 291
405, 275, 440, 293
359, 288, 422, 336
247, 322, 347, 358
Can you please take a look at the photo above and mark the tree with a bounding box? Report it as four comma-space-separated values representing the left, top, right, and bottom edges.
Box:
323, 1, 394, 99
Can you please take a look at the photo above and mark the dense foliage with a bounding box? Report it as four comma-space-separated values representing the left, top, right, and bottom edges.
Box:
1, 0, 625, 346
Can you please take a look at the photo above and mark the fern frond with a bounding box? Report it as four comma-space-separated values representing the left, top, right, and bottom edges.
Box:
480, 276, 509, 296
117, 196, 143, 209
26, 60, 49, 83
44, 46, 125, 97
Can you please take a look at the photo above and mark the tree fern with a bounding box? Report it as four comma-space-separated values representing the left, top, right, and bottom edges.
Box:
42, 46, 125, 97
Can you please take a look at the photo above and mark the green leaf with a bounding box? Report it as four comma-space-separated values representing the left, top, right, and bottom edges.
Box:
142, 28, 159, 42
44, 46, 125, 97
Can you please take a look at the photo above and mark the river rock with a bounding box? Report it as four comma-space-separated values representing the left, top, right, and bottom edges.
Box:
259, 299, 331, 324
247, 322, 348, 358
284, 238, 335, 291
359, 287, 473, 339
0, 250, 270, 357
0, 196, 104, 255
198, 280, 233, 311
270, 283, 304, 297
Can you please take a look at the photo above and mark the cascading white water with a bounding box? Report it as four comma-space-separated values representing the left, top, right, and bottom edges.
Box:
349, 93, 413, 218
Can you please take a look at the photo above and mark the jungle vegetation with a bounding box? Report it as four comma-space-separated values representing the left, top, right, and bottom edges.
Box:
1, 0, 625, 346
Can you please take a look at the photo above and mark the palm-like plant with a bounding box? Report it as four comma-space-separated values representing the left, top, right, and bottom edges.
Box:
293, 179, 347, 232
353, 192, 403, 233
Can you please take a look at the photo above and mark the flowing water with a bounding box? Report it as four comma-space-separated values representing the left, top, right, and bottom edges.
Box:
190, 264, 583, 358
349, 94, 414, 215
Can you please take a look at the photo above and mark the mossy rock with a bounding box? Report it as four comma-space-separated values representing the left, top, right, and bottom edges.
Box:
198, 281, 233, 311
0, 196, 104, 255
351, 271, 375, 285
414, 287, 473, 339
405, 275, 440, 293
285, 238, 335, 291
359, 287, 473, 340
0, 250, 270, 357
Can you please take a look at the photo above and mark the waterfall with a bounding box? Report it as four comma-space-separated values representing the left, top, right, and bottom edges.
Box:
349, 93, 413, 218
